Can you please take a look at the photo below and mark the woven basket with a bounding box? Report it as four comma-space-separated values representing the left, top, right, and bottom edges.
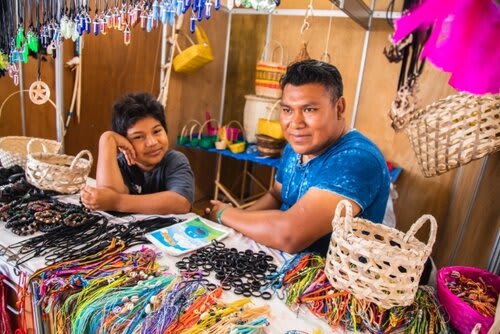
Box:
325, 200, 437, 309
173, 26, 214, 74
255, 134, 286, 157
257, 100, 284, 140
25, 140, 93, 194
390, 91, 500, 177
437, 266, 500, 334
0, 136, 60, 168
243, 94, 280, 143
255, 42, 287, 99
177, 120, 202, 146
197, 119, 220, 149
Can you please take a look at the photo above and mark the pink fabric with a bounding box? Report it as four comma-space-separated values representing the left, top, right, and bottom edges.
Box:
393, 0, 500, 94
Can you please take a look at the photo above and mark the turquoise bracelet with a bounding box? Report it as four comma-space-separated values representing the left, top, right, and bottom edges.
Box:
216, 208, 227, 225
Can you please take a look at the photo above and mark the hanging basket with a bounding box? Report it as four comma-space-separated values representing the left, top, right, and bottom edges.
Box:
390, 88, 500, 177
325, 200, 437, 309
0, 136, 60, 168
25, 139, 93, 194
255, 41, 287, 99
173, 26, 214, 74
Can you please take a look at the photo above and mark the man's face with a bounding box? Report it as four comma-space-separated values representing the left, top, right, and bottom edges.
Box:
280, 83, 346, 162
126, 116, 169, 171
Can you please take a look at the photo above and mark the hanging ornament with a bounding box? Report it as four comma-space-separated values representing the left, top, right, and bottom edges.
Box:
65, 19, 75, 39
15, 26, 25, 49
140, 11, 148, 29
27, 30, 39, 53
21, 44, 29, 63
152, 0, 159, 20
167, 4, 175, 26
205, 1, 212, 19
29, 80, 51, 105
100, 17, 108, 35
190, 16, 196, 33
160, 2, 168, 24
146, 13, 153, 32
60, 16, 69, 39
93, 18, 100, 36
123, 25, 131, 45
84, 15, 91, 34
227, 0, 234, 10
113, 8, 120, 29
214, 0, 221, 10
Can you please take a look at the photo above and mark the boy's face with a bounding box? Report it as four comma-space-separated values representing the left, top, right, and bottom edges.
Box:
126, 116, 169, 171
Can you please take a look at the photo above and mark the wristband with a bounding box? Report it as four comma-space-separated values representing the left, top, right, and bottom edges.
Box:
216, 208, 227, 225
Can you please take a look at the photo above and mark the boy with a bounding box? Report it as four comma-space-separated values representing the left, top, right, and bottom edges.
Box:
81, 92, 194, 214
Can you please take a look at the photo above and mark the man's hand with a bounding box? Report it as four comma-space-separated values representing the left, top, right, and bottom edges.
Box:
205, 200, 233, 222
80, 185, 120, 211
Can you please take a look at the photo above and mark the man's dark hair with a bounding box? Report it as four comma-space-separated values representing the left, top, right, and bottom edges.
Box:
280, 60, 343, 102
111, 92, 167, 136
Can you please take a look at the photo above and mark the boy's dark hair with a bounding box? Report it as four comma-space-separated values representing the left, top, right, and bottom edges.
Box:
111, 92, 167, 136
280, 59, 343, 102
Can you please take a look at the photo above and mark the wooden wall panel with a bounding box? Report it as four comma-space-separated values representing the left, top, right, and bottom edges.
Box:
455, 153, 500, 268
174, 12, 231, 201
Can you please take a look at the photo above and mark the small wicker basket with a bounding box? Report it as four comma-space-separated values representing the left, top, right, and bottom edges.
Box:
325, 200, 437, 309
0, 136, 60, 168
390, 92, 499, 177
437, 266, 500, 334
25, 139, 93, 194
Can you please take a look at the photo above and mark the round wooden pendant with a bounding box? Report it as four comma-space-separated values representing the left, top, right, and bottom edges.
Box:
29, 80, 51, 105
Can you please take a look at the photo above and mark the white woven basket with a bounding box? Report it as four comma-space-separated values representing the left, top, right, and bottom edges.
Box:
325, 200, 437, 309
25, 139, 93, 194
390, 90, 500, 177
0, 136, 60, 168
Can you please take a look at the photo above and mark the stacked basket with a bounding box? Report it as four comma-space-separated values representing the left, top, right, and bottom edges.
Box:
0, 136, 60, 168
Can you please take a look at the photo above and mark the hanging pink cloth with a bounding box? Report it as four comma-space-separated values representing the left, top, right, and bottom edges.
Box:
393, 0, 500, 94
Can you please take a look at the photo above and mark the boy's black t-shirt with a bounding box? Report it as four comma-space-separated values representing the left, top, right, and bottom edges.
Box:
117, 150, 194, 204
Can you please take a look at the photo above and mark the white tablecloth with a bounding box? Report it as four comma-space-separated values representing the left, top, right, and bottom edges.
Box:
0, 202, 338, 333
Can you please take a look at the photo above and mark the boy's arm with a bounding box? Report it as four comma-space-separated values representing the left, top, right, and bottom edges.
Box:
81, 187, 191, 214
95, 131, 135, 194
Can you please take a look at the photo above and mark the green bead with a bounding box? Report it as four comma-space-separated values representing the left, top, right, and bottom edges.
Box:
15, 26, 25, 49
27, 31, 39, 53
22, 45, 28, 63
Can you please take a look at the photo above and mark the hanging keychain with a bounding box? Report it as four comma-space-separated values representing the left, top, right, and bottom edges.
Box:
29, 58, 51, 105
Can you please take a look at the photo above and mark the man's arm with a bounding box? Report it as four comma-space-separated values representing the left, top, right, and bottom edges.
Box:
95, 131, 135, 194
245, 182, 282, 211
210, 188, 360, 253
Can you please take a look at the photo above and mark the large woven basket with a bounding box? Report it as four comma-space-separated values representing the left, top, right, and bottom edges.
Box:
390, 92, 500, 177
437, 266, 500, 334
0, 136, 60, 168
325, 200, 437, 309
25, 139, 93, 194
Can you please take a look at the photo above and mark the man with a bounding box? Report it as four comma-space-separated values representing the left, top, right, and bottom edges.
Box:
81, 92, 194, 214
207, 60, 390, 256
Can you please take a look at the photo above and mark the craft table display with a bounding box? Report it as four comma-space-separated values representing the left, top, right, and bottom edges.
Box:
0, 196, 336, 333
